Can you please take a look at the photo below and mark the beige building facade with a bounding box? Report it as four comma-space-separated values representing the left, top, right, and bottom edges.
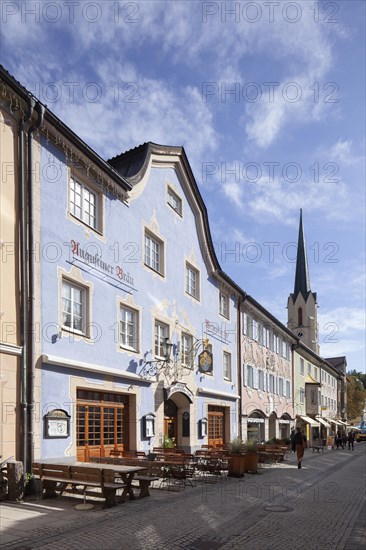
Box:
0, 105, 22, 461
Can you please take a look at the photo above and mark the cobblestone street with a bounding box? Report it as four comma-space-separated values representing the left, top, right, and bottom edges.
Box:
1, 445, 365, 550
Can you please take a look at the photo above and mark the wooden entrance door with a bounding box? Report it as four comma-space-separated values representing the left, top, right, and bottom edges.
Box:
76, 389, 129, 461
164, 417, 177, 441
208, 407, 225, 447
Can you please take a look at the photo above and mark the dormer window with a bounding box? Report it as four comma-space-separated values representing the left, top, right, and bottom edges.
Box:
167, 186, 182, 216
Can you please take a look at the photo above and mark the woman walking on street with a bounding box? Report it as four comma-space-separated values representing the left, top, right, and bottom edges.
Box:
348, 430, 355, 450
294, 427, 307, 469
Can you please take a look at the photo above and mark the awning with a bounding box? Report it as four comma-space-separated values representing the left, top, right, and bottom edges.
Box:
299, 415, 319, 427
315, 417, 331, 428
336, 420, 348, 426
325, 417, 340, 426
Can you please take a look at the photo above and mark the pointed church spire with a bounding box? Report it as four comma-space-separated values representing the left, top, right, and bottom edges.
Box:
294, 209, 311, 298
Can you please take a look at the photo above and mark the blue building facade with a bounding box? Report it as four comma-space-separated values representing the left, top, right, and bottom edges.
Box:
37, 139, 240, 460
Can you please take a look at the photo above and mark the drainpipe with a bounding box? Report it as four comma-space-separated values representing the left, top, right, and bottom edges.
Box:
237, 292, 247, 440
291, 340, 300, 425
27, 102, 44, 473
19, 97, 35, 470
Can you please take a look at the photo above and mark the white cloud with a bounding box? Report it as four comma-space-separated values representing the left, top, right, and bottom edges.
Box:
222, 182, 244, 209
319, 307, 366, 334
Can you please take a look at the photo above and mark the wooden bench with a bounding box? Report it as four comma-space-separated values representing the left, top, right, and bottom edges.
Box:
90, 457, 163, 497
263, 445, 286, 462
32, 463, 125, 508
312, 446, 326, 453
133, 475, 160, 498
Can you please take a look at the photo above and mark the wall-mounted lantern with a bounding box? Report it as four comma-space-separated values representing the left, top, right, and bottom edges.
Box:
199, 417, 208, 438
142, 413, 156, 438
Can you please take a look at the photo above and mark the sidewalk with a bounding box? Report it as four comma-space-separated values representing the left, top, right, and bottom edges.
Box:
1, 444, 365, 549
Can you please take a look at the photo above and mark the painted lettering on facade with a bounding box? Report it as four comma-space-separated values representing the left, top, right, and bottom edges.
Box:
70, 239, 134, 286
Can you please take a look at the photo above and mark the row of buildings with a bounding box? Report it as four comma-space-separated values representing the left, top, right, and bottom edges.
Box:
0, 65, 348, 470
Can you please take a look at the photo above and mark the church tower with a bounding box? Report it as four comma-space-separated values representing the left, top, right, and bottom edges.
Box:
287, 209, 319, 353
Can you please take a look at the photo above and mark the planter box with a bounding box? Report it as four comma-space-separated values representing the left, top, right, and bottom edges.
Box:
228, 454, 246, 477
243, 452, 258, 474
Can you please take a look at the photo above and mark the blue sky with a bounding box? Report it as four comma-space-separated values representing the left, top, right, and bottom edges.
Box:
1, 0, 365, 372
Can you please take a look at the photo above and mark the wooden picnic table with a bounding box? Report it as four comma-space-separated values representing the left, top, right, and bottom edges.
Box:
33, 461, 147, 506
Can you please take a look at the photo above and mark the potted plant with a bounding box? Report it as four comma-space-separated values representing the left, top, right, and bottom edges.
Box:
243, 440, 259, 474
163, 436, 175, 450
227, 438, 246, 477
24, 473, 41, 498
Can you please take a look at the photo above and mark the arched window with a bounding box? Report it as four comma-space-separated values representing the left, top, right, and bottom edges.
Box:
298, 308, 303, 326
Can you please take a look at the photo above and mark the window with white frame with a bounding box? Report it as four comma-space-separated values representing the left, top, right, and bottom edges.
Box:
282, 340, 287, 358
279, 378, 284, 396
243, 313, 253, 338
300, 387, 305, 404
268, 329, 274, 351
273, 334, 280, 354
223, 352, 232, 381
300, 358, 304, 375
69, 176, 99, 230
257, 324, 263, 345
314, 366, 318, 381
219, 291, 230, 319
145, 230, 164, 275
120, 305, 139, 351
62, 279, 87, 333
286, 342, 291, 360
181, 333, 193, 368
269, 374, 275, 393
307, 362, 311, 374
258, 370, 265, 391
167, 186, 182, 215
286, 380, 291, 398
246, 364, 254, 387
185, 263, 200, 300
263, 326, 270, 348
154, 321, 169, 358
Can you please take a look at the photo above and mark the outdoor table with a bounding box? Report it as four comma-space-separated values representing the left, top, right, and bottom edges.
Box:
44, 461, 147, 502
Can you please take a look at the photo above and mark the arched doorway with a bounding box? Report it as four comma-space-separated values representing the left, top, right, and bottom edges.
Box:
164, 399, 178, 442
279, 413, 292, 439
247, 410, 265, 442
164, 384, 193, 448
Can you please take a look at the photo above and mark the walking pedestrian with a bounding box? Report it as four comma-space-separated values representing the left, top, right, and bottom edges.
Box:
290, 427, 296, 453
342, 432, 348, 449
335, 431, 343, 450
348, 430, 355, 450
294, 427, 307, 469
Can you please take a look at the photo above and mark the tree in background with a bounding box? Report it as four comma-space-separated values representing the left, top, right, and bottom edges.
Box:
347, 374, 366, 421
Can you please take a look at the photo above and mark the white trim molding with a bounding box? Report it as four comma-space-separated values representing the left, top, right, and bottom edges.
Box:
197, 387, 240, 400
0, 343, 22, 356
41, 354, 148, 382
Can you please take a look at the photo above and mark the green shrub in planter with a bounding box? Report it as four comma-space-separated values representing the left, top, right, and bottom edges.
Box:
228, 437, 244, 454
